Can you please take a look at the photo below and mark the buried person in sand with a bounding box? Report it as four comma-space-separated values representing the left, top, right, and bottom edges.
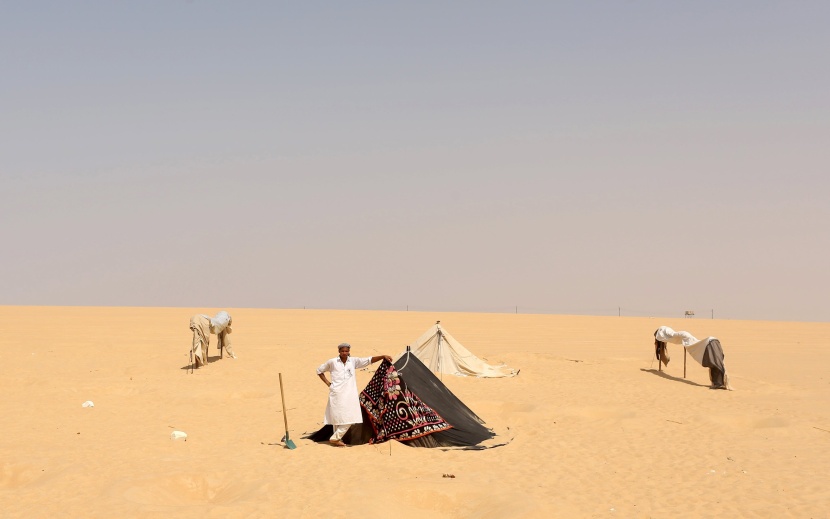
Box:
654, 326, 732, 390
189, 311, 236, 368
316, 343, 392, 447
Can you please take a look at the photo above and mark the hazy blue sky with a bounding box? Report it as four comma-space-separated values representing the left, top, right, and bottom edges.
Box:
2, 1, 828, 321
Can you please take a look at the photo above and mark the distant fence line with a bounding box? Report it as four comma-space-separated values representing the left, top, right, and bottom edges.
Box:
294, 304, 716, 319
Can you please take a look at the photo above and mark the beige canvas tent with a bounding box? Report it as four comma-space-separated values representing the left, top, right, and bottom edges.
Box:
396, 321, 517, 378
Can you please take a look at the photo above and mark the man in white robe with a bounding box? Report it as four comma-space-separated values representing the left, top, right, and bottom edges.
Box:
189, 311, 236, 368
316, 343, 391, 446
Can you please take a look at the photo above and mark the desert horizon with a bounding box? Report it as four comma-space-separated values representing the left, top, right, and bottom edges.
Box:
5, 304, 825, 324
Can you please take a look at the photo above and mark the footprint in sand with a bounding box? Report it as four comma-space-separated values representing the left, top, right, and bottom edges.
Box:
230, 391, 274, 400
121, 472, 253, 506
0, 463, 48, 489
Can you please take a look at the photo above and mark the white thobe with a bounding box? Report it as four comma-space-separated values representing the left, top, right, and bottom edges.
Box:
317, 356, 372, 425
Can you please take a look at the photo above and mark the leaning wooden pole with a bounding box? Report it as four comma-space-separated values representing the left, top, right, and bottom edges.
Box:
279, 374, 291, 436
278, 373, 297, 449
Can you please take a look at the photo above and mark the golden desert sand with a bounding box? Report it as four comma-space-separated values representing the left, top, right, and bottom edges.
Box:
1, 306, 829, 518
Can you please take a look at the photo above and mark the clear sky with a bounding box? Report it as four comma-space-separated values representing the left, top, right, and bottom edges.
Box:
2, 1, 828, 322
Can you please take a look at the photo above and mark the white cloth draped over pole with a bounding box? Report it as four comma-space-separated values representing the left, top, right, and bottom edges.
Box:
654, 326, 732, 390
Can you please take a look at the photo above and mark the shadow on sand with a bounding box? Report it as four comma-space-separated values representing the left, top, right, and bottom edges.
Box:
640, 368, 710, 388
180, 355, 224, 371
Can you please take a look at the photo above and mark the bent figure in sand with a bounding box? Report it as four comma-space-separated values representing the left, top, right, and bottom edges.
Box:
189, 311, 236, 368
654, 326, 732, 390
316, 343, 391, 447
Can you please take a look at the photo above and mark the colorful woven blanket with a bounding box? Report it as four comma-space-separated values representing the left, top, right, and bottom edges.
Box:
360, 359, 452, 443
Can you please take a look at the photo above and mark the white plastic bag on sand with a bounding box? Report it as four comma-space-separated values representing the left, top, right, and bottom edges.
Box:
81, 401, 94, 408
170, 431, 188, 441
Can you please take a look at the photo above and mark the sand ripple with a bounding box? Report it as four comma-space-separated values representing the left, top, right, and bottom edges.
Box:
122, 472, 253, 506
0, 463, 47, 489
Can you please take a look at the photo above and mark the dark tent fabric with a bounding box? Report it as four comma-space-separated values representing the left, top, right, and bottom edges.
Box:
361, 359, 453, 443
701, 339, 727, 389
392, 350, 495, 447
304, 353, 495, 448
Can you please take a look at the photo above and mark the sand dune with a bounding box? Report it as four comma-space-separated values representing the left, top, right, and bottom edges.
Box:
1, 306, 828, 518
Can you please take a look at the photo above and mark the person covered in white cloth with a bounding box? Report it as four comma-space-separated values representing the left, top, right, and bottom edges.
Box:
189, 311, 236, 368
316, 343, 391, 447
654, 326, 732, 390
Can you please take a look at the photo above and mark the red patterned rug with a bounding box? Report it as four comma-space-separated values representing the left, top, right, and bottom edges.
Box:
360, 359, 452, 443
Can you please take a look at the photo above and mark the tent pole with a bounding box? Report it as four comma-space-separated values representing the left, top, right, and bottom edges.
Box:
684, 349, 687, 378
439, 330, 443, 382
437, 322, 443, 382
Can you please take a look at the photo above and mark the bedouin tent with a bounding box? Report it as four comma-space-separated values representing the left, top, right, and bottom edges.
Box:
305, 351, 496, 448
397, 321, 517, 378
654, 326, 732, 390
